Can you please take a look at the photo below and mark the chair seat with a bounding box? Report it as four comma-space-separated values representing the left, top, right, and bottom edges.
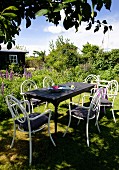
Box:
100, 98, 112, 105
71, 106, 95, 119
15, 113, 48, 131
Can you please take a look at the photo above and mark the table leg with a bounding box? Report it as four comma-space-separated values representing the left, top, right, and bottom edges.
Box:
70, 97, 72, 102
54, 103, 58, 134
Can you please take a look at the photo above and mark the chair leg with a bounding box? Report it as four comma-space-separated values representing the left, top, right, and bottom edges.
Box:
48, 113, 56, 146
95, 111, 100, 133
104, 106, 106, 114
112, 109, 116, 123
48, 128, 56, 147
29, 132, 32, 165
63, 113, 71, 137
95, 119, 100, 133
77, 119, 80, 125
86, 119, 89, 147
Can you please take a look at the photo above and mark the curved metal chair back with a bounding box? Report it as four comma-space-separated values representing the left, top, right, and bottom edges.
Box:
84, 74, 98, 84
20, 79, 37, 97
107, 80, 118, 97
82, 74, 99, 106
6, 95, 29, 125
5, 94, 56, 165
20, 79, 39, 113
43, 76, 54, 88
100, 80, 118, 123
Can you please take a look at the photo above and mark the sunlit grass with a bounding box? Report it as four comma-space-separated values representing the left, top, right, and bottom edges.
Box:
0, 93, 119, 170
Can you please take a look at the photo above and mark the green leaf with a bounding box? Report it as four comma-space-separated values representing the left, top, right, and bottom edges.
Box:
102, 20, 107, 24
2, 13, 17, 18
86, 22, 92, 30
109, 25, 113, 31
26, 17, 31, 28
36, 9, 48, 16
54, 4, 67, 12
103, 25, 108, 34
78, 14, 82, 24
2, 6, 18, 13
7, 41, 12, 49
94, 26, 99, 33
0, 15, 5, 21
104, 0, 111, 10
63, 0, 76, 4
96, 1, 103, 11
97, 20, 101, 24
82, 3, 91, 20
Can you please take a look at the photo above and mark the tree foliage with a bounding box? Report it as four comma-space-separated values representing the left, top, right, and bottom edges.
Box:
0, 0, 112, 49
46, 36, 79, 71
0, 6, 19, 49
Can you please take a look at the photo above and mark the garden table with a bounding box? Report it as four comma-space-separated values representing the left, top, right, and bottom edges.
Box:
25, 82, 94, 133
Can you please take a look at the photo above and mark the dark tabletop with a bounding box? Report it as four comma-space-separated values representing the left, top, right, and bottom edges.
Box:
25, 82, 94, 105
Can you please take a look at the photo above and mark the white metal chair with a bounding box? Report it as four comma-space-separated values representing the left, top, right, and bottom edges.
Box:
43, 76, 54, 88
99, 80, 118, 123
63, 88, 103, 146
5, 95, 56, 165
84, 74, 99, 84
43, 76, 54, 108
98, 79, 110, 88
82, 74, 99, 106
20, 79, 41, 113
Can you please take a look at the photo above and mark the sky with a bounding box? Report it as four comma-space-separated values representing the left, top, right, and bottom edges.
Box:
15, 0, 119, 55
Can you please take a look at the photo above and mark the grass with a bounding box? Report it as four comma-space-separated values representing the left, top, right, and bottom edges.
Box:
0, 93, 119, 170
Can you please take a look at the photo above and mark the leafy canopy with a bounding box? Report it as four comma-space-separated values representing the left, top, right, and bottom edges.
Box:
0, 0, 112, 49
46, 35, 79, 70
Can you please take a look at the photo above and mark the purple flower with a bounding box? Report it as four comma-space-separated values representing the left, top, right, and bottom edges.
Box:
0, 71, 2, 78
27, 72, 30, 79
10, 70, 13, 80
28, 72, 32, 78
6, 69, 9, 79
23, 68, 27, 76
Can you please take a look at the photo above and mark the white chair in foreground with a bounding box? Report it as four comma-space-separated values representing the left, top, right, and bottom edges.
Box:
63, 88, 103, 147
6, 95, 56, 165
20, 79, 41, 113
99, 80, 118, 123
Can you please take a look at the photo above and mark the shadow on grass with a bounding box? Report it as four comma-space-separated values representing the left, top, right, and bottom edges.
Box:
1, 109, 119, 170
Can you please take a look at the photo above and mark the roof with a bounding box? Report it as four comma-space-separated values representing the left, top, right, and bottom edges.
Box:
0, 47, 29, 53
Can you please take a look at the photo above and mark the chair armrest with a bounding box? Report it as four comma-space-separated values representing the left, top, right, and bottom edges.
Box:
29, 109, 52, 120
20, 99, 30, 106
69, 101, 90, 109
107, 94, 117, 98
20, 99, 31, 113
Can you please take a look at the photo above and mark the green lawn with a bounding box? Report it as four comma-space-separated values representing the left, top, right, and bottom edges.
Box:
0, 93, 119, 170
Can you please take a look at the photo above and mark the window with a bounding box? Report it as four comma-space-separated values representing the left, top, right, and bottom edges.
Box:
9, 55, 18, 64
